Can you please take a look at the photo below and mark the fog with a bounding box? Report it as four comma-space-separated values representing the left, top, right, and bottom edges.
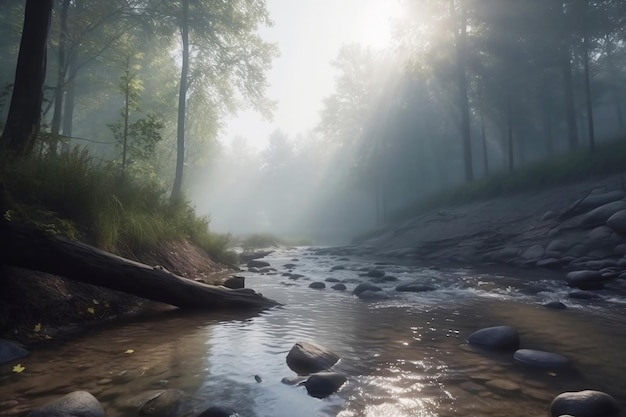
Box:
3, 0, 626, 245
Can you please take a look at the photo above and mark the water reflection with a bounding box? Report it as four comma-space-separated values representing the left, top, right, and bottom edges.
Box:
1, 248, 625, 416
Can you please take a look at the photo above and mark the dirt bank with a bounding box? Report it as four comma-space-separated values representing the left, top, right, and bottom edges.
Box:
0, 240, 233, 344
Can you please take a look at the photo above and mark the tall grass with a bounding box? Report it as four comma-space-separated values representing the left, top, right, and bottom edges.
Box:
1, 148, 236, 264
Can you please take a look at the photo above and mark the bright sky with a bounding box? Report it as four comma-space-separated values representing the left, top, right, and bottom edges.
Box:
221, 0, 403, 151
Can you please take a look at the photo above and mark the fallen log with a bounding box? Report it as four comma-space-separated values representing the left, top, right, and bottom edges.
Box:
0, 219, 279, 311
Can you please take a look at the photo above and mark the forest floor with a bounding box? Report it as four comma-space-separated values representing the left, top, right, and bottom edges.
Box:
360, 172, 626, 269
0, 240, 233, 345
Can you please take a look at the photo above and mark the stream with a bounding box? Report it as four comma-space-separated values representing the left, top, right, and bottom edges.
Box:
1, 247, 626, 417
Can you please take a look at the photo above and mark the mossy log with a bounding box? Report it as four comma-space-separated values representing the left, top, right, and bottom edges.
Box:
0, 219, 278, 311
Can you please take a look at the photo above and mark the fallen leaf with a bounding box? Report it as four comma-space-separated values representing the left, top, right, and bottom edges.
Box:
87, 307, 95, 314
33, 323, 41, 332
12, 364, 25, 373
92, 299, 100, 305
124, 349, 134, 354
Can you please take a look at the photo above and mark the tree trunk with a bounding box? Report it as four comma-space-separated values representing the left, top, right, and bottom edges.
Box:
451, 0, 473, 183
478, 84, 489, 176
60, 51, 78, 154
171, 0, 189, 201
561, 44, 579, 150
50, 0, 71, 154
0, 0, 53, 156
582, 21, 595, 151
0, 220, 278, 311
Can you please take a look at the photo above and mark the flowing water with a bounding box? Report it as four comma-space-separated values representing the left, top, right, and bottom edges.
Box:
1, 247, 626, 417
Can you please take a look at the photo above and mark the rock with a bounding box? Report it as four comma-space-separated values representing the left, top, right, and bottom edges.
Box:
547, 239, 572, 253
358, 290, 389, 300
309, 282, 326, 289
379, 275, 398, 282
395, 282, 436, 292
566, 270, 608, 290
286, 341, 340, 375
366, 269, 385, 278
513, 349, 570, 368
122, 389, 183, 416
607, 209, 626, 235
588, 226, 616, 243
325, 277, 340, 282
302, 372, 347, 399
331, 283, 347, 291
541, 210, 558, 221
543, 301, 567, 310
568, 190, 625, 215
330, 265, 345, 271
27, 391, 104, 417
550, 390, 621, 417
536, 258, 562, 269
580, 200, 626, 225
567, 244, 588, 257
222, 276, 245, 289
197, 406, 239, 417
283, 263, 297, 269
281, 376, 307, 385
614, 243, 626, 255
353, 282, 382, 296
467, 326, 520, 350
568, 290, 600, 300
522, 245, 544, 260
247, 260, 270, 268
0, 339, 28, 365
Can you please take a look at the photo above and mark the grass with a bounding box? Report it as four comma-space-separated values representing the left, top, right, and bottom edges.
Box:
0, 148, 237, 265
388, 138, 626, 226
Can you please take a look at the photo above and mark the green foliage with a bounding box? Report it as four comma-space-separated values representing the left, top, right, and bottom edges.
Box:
389, 139, 626, 223
1, 148, 234, 262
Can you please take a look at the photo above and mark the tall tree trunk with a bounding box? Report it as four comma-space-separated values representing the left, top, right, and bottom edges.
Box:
540, 86, 554, 156
50, 0, 71, 154
561, 46, 579, 150
581, 1, 595, 151
604, 37, 624, 131
122, 56, 131, 176
60, 50, 78, 154
171, 0, 189, 201
0, 0, 53, 156
478, 84, 488, 176
451, 0, 473, 183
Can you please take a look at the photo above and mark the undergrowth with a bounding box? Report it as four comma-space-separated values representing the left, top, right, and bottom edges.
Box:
1, 148, 236, 265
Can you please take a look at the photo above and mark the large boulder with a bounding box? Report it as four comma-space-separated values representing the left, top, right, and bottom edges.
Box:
566, 270, 610, 290
566, 191, 625, 217
550, 390, 621, 417
222, 276, 245, 289
0, 339, 28, 365
353, 282, 382, 296
513, 349, 570, 368
286, 341, 340, 375
121, 389, 184, 417
27, 391, 104, 417
580, 200, 626, 225
467, 326, 520, 350
607, 209, 626, 235
302, 372, 347, 399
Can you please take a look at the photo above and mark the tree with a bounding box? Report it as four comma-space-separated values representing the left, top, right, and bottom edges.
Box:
0, 0, 53, 156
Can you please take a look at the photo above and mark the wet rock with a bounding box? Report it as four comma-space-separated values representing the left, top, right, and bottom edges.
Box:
281, 376, 307, 385
197, 406, 239, 417
0, 339, 28, 365
541, 210, 558, 221
467, 326, 520, 350
565, 191, 625, 218
580, 200, 626, 225
248, 267, 260, 273
543, 301, 567, 310
568, 290, 600, 300
536, 258, 562, 269
566, 270, 609, 290
379, 275, 398, 282
358, 290, 389, 300
550, 390, 621, 417
513, 349, 570, 368
522, 245, 544, 260
588, 225, 616, 242
302, 372, 347, 399
122, 389, 183, 417
330, 265, 345, 271
27, 391, 104, 417
309, 282, 326, 289
614, 243, 626, 255
331, 283, 347, 291
395, 282, 436, 292
283, 263, 297, 269
567, 244, 588, 257
222, 276, 245, 289
353, 282, 382, 296
247, 260, 270, 268
325, 277, 340, 283
366, 269, 385, 278
286, 341, 339, 375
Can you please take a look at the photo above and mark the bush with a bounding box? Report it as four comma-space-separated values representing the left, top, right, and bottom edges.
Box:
0, 148, 235, 263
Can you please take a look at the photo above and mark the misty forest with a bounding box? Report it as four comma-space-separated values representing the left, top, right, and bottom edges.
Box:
2, 1, 626, 417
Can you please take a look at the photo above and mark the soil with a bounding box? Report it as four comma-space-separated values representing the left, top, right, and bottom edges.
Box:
0, 240, 234, 345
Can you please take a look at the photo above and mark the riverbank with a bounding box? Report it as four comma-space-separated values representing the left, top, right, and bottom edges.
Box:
352, 173, 626, 280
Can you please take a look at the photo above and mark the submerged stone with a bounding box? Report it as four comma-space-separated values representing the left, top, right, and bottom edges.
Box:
467, 326, 520, 350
